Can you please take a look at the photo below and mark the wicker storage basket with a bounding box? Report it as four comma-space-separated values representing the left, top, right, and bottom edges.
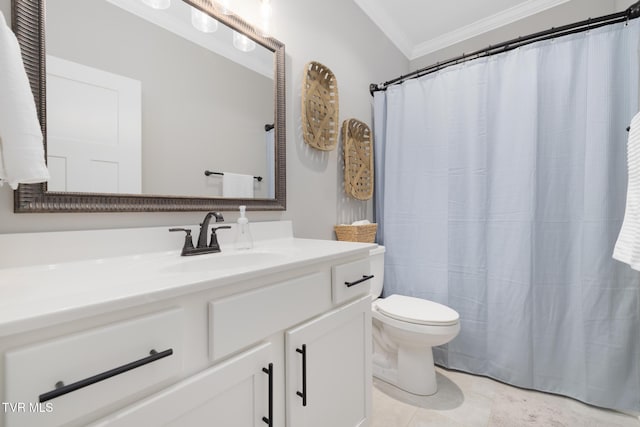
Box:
342, 118, 374, 200
302, 61, 339, 151
334, 223, 377, 243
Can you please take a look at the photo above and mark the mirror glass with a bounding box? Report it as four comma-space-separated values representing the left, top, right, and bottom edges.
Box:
45, 0, 275, 199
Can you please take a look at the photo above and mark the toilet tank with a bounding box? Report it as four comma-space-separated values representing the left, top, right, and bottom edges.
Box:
369, 245, 385, 299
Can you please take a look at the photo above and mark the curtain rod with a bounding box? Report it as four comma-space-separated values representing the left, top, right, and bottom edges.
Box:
370, 1, 640, 95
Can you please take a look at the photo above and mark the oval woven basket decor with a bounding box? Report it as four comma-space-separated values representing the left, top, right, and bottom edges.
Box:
302, 61, 339, 151
342, 118, 374, 200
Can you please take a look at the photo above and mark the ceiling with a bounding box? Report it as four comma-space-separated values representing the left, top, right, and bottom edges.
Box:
352, 0, 572, 60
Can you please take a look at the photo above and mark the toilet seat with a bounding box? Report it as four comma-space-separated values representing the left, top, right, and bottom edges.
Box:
375, 294, 459, 326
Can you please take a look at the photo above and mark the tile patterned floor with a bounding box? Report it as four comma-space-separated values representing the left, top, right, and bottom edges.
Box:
372, 367, 640, 427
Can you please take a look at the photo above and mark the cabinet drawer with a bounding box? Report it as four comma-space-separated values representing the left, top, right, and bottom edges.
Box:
4, 309, 183, 427
209, 271, 331, 361
89, 342, 272, 427
332, 258, 372, 305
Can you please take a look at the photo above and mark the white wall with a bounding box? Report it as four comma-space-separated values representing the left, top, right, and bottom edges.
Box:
0, 0, 408, 238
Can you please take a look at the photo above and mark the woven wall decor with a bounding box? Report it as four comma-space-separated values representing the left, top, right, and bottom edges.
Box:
302, 61, 339, 150
342, 118, 374, 200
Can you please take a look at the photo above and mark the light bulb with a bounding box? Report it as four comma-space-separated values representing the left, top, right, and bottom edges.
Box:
233, 31, 256, 52
191, 8, 218, 33
142, 0, 170, 10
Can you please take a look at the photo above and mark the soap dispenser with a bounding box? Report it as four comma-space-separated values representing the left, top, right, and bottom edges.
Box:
235, 205, 253, 250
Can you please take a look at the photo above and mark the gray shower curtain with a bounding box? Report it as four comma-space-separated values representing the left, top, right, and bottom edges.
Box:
373, 20, 640, 411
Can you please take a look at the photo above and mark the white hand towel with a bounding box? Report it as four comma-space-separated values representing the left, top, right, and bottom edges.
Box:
0, 10, 49, 189
265, 128, 275, 198
222, 172, 254, 198
613, 110, 640, 270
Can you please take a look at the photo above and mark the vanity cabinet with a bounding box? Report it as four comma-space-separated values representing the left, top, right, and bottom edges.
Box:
286, 296, 371, 427
91, 263, 371, 427
0, 230, 374, 427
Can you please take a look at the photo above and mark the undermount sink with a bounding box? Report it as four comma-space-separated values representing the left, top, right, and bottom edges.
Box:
162, 251, 289, 274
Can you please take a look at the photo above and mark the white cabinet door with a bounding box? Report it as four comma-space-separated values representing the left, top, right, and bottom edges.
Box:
285, 296, 372, 427
91, 343, 274, 427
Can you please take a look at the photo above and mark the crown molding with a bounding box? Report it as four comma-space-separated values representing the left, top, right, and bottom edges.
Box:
411, 0, 570, 59
352, 0, 414, 58
354, 0, 571, 61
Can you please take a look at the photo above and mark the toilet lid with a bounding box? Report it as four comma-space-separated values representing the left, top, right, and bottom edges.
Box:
376, 294, 459, 326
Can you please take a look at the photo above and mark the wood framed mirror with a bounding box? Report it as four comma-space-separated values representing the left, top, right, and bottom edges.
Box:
12, 0, 286, 212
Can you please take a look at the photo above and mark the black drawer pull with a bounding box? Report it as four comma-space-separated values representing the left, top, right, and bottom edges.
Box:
296, 345, 307, 407
262, 363, 273, 426
39, 348, 173, 403
345, 274, 374, 288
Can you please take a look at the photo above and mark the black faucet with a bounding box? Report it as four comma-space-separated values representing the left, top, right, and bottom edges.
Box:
197, 211, 225, 248
169, 211, 230, 256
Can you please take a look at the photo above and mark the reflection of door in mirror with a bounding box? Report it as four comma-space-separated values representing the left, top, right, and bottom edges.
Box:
46, 0, 275, 199
47, 55, 142, 194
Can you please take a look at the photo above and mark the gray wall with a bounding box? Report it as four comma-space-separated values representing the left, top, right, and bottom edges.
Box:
2, 0, 636, 238
618, 0, 638, 11
0, 0, 408, 238
47, 0, 273, 198
411, 0, 627, 70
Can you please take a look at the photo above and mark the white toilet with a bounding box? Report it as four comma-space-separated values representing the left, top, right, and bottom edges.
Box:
369, 245, 460, 395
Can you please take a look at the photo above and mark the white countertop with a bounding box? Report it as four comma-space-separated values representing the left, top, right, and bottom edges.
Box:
0, 235, 375, 338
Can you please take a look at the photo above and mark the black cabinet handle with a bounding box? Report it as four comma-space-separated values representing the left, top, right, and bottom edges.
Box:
262, 363, 273, 426
345, 274, 375, 288
296, 344, 307, 407
39, 349, 173, 403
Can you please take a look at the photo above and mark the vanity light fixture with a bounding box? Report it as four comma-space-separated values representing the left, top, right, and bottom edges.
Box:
259, 0, 272, 37
233, 31, 256, 52
142, 0, 171, 10
191, 8, 219, 33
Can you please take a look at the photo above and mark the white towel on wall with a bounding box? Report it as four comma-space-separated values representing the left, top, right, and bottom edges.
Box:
0, 10, 49, 189
613, 110, 640, 270
266, 128, 275, 198
222, 172, 254, 198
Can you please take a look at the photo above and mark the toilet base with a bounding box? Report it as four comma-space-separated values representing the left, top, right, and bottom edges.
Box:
372, 344, 438, 396
398, 345, 437, 395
